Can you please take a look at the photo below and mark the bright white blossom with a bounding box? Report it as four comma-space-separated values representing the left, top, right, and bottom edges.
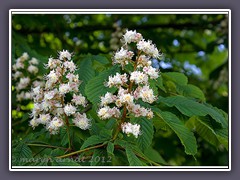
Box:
59, 83, 71, 94
44, 89, 57, 100
73, 113, 91, 130
130, 71, 148, 84
46, 58, 61, 69
29, 118, 39, 129
64, 61, 76, 72
135, 85, 156, 103
119, 93, 134, 105
38, 114, 51, 124
137, 55, 151, 68
46, 117, 64, 134
100, 92, 116, 106
59, 50, 72, 60
64, 104, 76, 116
97, 106, 120, 120
137, 39, 160, 58
72, 94, 87, 107
143, 66, 159, 79
46, 70, 59, 84
113, 47, 134, 67
121, 122, 141, 138
123, 30, 143, 44
105, 73, 128, 88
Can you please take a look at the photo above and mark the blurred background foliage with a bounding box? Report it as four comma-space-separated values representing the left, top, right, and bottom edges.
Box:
12, 13, 229, 166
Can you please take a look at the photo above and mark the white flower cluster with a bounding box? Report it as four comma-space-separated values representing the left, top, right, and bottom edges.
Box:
30, 50, 91, 134
12, 53, 44, 102
98, 30, 161, 138
121, 122, 141, 138
113, 29, 160, 67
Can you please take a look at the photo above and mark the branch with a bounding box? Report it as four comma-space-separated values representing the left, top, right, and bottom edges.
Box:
56, 143, 105, 159
27, 143, 68, 150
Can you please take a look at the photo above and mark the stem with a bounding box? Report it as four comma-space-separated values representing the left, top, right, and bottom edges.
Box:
65, 114, 72, 150
112, 105, 127, 140
56, 143, 105, 159
112, 50, 142, 141
27, 143, 68, 150
59, 58, 72, 150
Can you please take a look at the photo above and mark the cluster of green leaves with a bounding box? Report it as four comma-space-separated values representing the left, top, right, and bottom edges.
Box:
12, 54, 228, 166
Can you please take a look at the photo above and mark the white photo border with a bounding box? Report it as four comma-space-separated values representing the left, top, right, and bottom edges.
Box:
9, 9, 231, 171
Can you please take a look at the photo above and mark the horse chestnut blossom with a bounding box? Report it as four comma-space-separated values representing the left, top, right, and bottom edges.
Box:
30, 50, 91, 134
98, 30, 161, 138
121, 122, 141, 138
12, 53, 44, 102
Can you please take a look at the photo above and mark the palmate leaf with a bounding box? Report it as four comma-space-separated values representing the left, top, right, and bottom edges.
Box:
162, 72, 188, 85
156, 76, 166, 92
158, 96, 228, 128
186, 116, 228, 150
107, 142, 115, 156
176, 84, 206, 102
12, 142, 33, 165
90, 149, 110, 166
161, 72, 205, 101
143, 147, 167, 165
131, 117, 154, 152
77, 56, 96, 96
80, 135, 108, 150
125, 147, 144, 166
154, 109, 198, 156
85, 65, 120, 107
115, 139, 157, 166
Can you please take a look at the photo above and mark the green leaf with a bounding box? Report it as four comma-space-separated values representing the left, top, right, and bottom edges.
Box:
186, 116, 228, 150
77, 57, 96, 96
114, 139, 151, 165
126, 147, 143, 166
131, 117, 154, 152
13, 142, 33, 165
176, 84, 206, 101
144, 147, 167, 165
158, 96, 227, 128
107, 142, 115, 156
80, 135, 107, 150
50, 148, 65, 157
85, 65, 120, 106
60, 127, 70, 147
154, 109, 198, 155
72, 126, 89, 141
149, 79, 158, 95
105, 119, 117, 130
92, 55, 111, 72
90, 149, 110, 166
156, 76, 166, 92
162, 72, 188, 85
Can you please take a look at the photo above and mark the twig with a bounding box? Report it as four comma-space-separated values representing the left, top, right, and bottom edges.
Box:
27, 143, 68, 150
56, 143, 105, 159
